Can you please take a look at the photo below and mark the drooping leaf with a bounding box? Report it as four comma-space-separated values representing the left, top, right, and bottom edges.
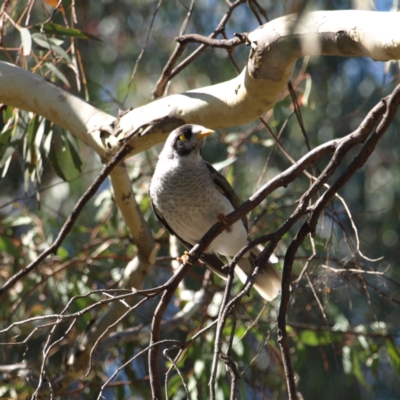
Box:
23, 165, 30, 195
20, 27, 32, 56
386, 339, 400, 375
32, 33, 73, 65
34, 23, 101, 41
0, 129, 12, 163
63, 130, 82, 172
0, 111, 29, 172
32, 33, 64, 48
27, 115, 40, 148
342, 345, 352, 374
44, 62, 71, 87
48, 137, 67, 181
0, 235, 20, 260
351, 349, 369, 388
43, 128, 53, 157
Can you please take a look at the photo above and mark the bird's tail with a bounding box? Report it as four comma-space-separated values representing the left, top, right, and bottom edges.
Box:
235, 246, 282, 301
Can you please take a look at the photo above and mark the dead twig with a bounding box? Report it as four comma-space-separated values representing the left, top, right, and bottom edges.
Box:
0, 142, 132, 298
152, 0, 247, 98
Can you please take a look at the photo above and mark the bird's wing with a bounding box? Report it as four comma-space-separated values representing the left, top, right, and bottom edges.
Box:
152, 198, 229, 279
205, 161, 248, 232
151, 199, 193, 249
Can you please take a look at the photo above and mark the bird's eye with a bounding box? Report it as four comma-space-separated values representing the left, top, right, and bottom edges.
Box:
179, 134, 187, 142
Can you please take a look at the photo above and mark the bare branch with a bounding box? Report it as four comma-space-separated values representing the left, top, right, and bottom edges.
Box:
0, 143, 133, 297
152, 0, 247, 98
175, 33, 246, 48
276, 83, 400, 399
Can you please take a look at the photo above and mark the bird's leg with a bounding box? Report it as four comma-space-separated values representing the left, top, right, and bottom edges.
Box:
217, 213, 232, 232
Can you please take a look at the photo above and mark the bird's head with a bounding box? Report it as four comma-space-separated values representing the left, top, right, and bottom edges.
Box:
162, 124, 214, 158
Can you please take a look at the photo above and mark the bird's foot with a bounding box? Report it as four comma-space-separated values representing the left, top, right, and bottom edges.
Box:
177, 251, 203, 266
177, 251, 191, 264
217, 213, 232, 232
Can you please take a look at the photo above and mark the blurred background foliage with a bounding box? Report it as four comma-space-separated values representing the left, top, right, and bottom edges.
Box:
1, 0, 400, 399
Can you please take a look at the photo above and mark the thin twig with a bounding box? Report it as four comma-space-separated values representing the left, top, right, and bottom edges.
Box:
152, 0, 247, 98
305, 273, 329, 324
278, 223, 308, 400
97, 339, 182, 400
0, 287, 167, 336
287, 80, 311, 151
276, 83, 400, 399
0, 142, 132, 297
123, 0, 164, 103
163, 345, 191, 399
148, 261, 193, 399
320, 264, 390, 275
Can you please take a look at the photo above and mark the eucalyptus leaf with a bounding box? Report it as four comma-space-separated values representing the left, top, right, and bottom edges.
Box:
0, 235, 20, 259
63, 130, 82, 172
48, 140, 67, 181
212, 156, 237, 171
20, 27, 32, 56
35, 23, 101, 41
45, 62, 71, 87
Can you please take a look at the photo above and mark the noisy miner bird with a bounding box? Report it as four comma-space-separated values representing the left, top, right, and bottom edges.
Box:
149, 124, 281, 301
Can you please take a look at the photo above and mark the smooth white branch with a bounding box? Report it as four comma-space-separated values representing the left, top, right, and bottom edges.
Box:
0, 11, 399, 158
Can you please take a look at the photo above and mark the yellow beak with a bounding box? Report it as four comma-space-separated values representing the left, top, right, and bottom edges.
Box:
198, 129, 214, 138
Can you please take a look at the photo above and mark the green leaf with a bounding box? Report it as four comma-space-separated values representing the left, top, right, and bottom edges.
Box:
0, 235, 20, 259
0, 140, 16, 168
48, 139, 67, 181
63, 130, 82, 172
27, 115, 40, 147
352, 349, 369, 388
386, 339, 400, 375
300, 330, 332, 346
0, 111, 29, 172
32, 33, 72, 65
56, 246, 69, 260
366, 353, 379, 378
167, 373, 184, 397
32, 33, 64, 47
34, 23, 101, 41
44, 62, 70, 87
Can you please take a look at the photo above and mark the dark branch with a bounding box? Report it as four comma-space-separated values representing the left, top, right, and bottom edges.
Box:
152, 0, 247, 98
148, 261, 192, 399
276, 83, 400, 399
0, 143, 132, 298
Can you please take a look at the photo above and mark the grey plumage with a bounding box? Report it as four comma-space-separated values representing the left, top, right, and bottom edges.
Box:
149, 124, 281, 301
